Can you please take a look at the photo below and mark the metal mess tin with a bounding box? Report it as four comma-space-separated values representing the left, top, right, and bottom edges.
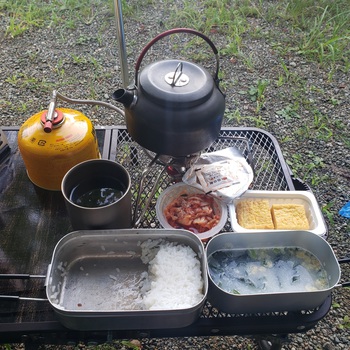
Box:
46, 229, 208, 330
206, 231, 341, 314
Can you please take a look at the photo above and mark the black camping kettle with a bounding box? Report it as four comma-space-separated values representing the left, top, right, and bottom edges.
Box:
112, 28, 226, 157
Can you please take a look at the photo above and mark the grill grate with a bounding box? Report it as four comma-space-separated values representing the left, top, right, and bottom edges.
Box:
106, 127, 327, 320
200, 300, 321, 319
109, 127, 294, 229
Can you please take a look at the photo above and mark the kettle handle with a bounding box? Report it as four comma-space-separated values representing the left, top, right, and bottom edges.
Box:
135, 28, 220, 86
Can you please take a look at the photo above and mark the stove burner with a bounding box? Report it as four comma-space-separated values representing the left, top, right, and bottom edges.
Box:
142, 151, 201, 180
165, 154, 201, 181
133, 151, 201, 226
133, 135, 255, 227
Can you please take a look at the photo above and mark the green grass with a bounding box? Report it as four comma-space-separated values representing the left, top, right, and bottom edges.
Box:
1, 0, 110, 36
163, 0, 350, 65
1, 0, 348, 141
281, 0, 350, 62
286, 152, 329, 187
1, 0, 349, 65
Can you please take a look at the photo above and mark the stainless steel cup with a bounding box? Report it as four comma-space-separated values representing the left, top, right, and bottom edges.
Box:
61, 159, 132, 230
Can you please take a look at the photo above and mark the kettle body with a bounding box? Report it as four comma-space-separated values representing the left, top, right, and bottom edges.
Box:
18, 108, 100, 190
113, 28, 226, 157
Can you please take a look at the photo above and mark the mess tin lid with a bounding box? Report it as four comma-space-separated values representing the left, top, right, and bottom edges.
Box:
139, 59, 215, 108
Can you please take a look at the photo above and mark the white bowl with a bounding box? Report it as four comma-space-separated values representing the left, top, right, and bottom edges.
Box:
156, 182, 228, 241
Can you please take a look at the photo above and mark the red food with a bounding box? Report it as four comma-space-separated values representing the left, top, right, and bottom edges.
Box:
164, 193, 220, 233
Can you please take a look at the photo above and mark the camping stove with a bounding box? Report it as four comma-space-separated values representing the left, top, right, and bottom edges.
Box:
145, 152, 201, 180
132, 134, 255, 227
132, 151, 202, 226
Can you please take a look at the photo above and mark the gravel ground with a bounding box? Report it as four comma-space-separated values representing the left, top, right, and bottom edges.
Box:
0, 1, 349, 349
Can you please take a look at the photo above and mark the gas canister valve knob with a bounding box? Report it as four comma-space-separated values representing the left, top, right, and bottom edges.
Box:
41, 108, 64, 133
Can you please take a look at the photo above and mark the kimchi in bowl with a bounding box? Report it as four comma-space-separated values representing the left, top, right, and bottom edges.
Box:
156, 182, 228, 241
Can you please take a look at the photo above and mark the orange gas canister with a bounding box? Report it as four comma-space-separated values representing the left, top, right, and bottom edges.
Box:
18, 108, 100, 190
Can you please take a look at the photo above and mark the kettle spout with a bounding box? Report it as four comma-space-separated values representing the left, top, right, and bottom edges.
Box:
112, 89, 134, 107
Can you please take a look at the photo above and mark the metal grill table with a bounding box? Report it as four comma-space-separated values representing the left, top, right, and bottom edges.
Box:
0, 126, 331, 348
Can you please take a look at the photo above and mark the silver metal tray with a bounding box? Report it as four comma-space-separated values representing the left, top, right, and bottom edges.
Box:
206, 231, 340, 314
46, 229, 208, 330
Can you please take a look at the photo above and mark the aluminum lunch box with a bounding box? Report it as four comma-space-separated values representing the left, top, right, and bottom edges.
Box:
206, 231, 340, 314
46, 229, 208, 330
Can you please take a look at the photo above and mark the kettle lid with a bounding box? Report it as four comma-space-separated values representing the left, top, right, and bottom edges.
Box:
139, 59, 214, 108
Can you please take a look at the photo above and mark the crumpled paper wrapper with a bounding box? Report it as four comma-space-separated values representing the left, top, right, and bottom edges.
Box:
182, 147, 254, 204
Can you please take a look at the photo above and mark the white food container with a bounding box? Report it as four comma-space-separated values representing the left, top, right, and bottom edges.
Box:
229, 190, 327, 236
